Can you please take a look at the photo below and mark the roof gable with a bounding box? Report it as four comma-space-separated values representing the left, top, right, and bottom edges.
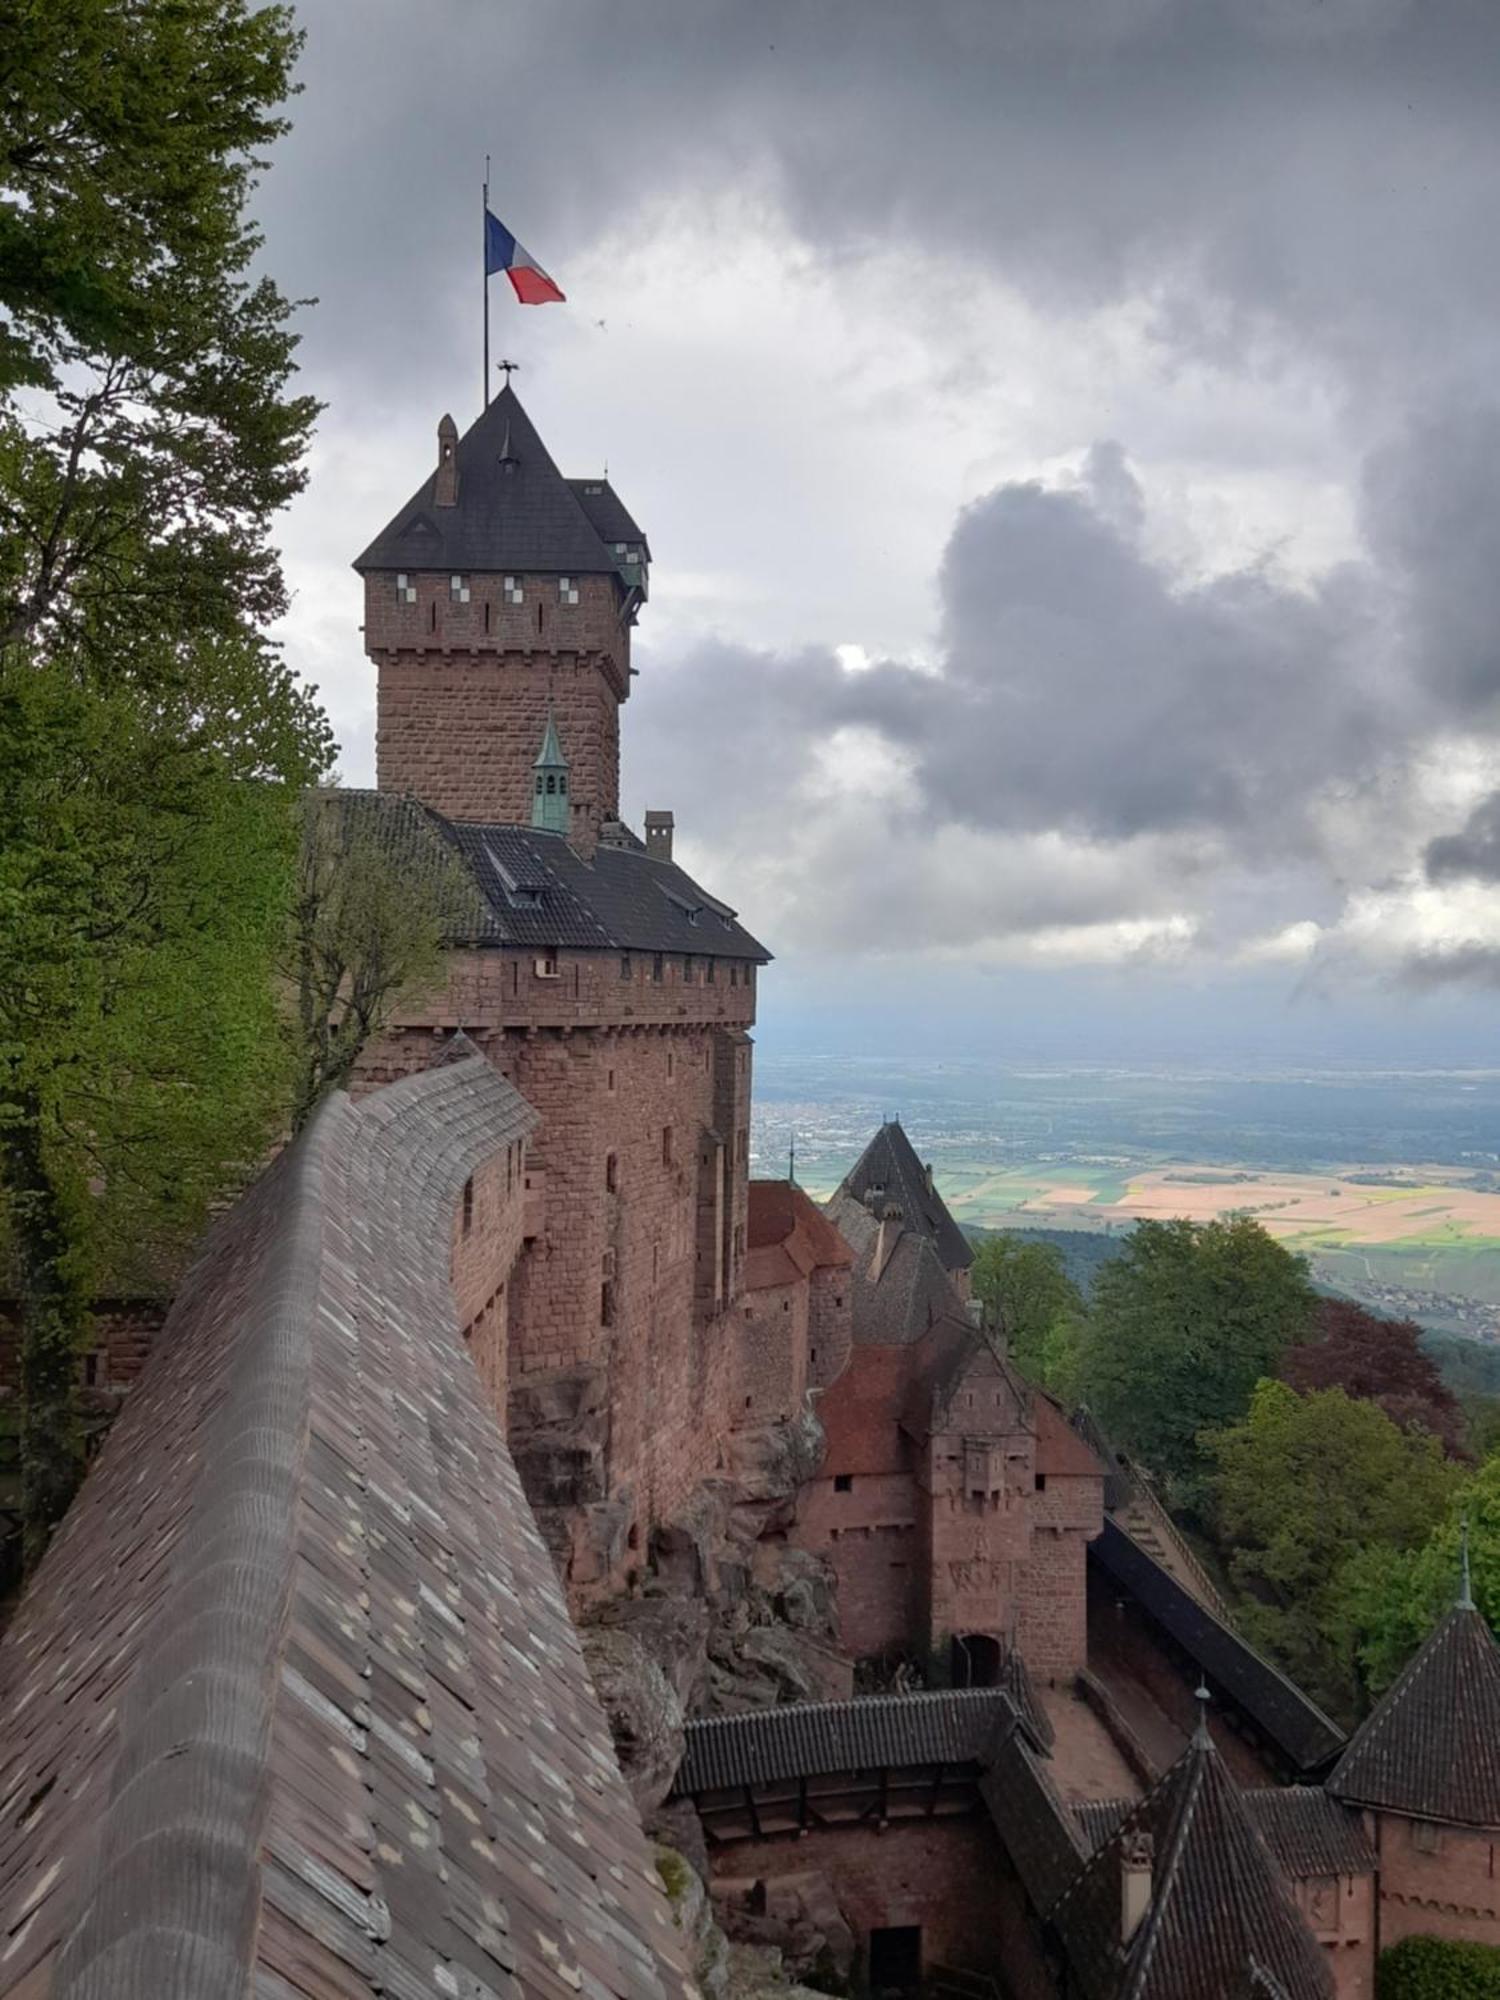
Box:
834, 1121, 973, 1274
1328, 1603, 1500, 1825
354, 387, 631, 577
1053, 1726, 1333, 2000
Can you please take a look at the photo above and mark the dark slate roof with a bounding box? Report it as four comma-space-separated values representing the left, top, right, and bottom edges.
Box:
834, 1121, 973, 1273
824, 1193, 965, 1348
981, 1721, 1092, 1917
568, 477, 651, 558
1327, 1602, 1500, 1826
354, 386, 641, 578
670, 1689, 1017, 1797
1052, 1727, 1334, 2000
0, 1057, 694, 2000
1074, 1791, 1375, 1882
328, 791, 770, 961
1091, 1519, 1345, 1776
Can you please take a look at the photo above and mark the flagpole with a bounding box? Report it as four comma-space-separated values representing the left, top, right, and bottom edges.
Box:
482, 154, 491, 410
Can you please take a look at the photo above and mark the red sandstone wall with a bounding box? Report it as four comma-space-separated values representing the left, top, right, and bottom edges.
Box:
1016, 1474, 1103, 1680
709, 1817, 1025, 1987
795, 1472, 920, 1659
736, 1277, 809, 1427
367, 568, 629, 840
0, 1302, 165, 1400
1287, 1872, 1374, 2000
808, 1266, 852, 1392
1372, 1811, 1500, 1955
450, 1137, 529, 1411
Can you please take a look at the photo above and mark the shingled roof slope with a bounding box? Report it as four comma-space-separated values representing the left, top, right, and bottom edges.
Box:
1327, 1600, 1500, 1826
824, 1194, 963, 1348
1074, 1791, 1375, 1882
670, 1689, 1018, 1797
354, 387, 633, 577
1090, 1519, 1344, 1776
567, 477, 650, 557
833, 1121, 973, 1274
1052, 1724, 1334, 2000
982, 1722, 1092, 1917
0, 1058, 693, 2000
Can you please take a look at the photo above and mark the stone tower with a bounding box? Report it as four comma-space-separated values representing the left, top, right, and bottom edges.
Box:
354, 386, 649, 853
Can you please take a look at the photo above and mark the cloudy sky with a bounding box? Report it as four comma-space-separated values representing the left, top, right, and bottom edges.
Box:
258, 0, 1500, 1063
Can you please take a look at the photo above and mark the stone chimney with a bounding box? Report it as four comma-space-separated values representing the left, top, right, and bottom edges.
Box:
1120, 1829, 1153, 1944
871, 1202, 903, 1282
435, 413, 458, 506
644, 809, 674, 862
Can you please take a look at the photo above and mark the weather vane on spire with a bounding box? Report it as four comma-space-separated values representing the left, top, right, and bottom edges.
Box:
498, 359, 519, 385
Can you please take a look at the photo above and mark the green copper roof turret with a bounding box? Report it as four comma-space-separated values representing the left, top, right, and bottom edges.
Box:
531, 709, 570, 834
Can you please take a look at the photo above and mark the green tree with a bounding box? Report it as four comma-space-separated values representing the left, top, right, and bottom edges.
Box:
1377, 1934, 1500, 1999
1203, 1380, 1461, 1717
1345, 1450, 1500, 1700
1076, 1215, 1318, 1493
0, 0, 331, 1563
284, 793, 469, 1133
970, 1232, 1086, 1388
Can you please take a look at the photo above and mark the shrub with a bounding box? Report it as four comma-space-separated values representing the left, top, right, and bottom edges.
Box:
1378, 1934, 1500, 1999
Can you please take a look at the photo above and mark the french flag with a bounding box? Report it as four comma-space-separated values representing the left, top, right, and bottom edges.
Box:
485, 209, 566, 305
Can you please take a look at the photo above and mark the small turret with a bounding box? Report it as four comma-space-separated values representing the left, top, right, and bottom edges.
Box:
531, 710, 570, 835
435, 414, 459, 507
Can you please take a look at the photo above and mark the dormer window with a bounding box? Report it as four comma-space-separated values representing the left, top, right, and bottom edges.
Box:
396, 572, 417, 604
504, 574, 524, 605
450, 574, 470, 602
559, 576, 580, 605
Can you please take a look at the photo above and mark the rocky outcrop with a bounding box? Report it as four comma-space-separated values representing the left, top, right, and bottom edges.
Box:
581, 1593, 709, 1814
708, 1865, 857, 1994
656, 1846, 841, 2000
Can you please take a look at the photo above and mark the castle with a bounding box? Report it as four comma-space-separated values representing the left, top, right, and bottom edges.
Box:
0, 386, 1497, 2000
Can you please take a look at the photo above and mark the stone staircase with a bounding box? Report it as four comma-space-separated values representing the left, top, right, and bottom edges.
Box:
1111, 1471, 1231, 1623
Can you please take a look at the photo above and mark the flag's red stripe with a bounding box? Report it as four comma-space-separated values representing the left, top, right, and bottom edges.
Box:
507, 265, 566, 305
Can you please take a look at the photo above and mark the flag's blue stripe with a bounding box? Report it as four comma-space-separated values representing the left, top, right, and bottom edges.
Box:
484, 209, 517, 276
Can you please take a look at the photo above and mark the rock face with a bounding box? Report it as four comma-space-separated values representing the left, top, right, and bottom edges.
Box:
656, 1846, 841, 2000
580, 1407, 849, 1809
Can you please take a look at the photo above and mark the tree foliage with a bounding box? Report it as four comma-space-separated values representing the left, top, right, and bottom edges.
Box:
1203, 1380, 1461, 1717
1378, 1935, 1500, 1999
0, 0, 330, 1563
1344, 1450, 1500, 1699
1281, 1299, 1469, 1457
284, 793, 458, 1133
970, 1231, 1086, 1390
1074, 1215, 1318, 1493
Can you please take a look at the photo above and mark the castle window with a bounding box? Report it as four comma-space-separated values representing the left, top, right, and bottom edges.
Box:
559, 576, 580, 605
1412, 1820, 1442, 1854
461, 1177, 474, 1237
1034, 1472, 1047, 1492
834, 1474, 853, 1493
504, 574, 524, 605
683, 956, 695, 983
601, 1281, 616, 1327
729, 965, 739, 987
652, 953, 664, 983
450, 574, 470, 602
666, 1050, 675, 1079
428, 600, 437, 632
705, 958, 716, 984
605, 1153, 618, 1193
483, 599, 491, 632
662, 1126, 674, 1166
620, 954, 631, 980
396, 572, 416, 603
536, 601, 544, 634
607, 1067, 616, 1092
545, 774, 557, 794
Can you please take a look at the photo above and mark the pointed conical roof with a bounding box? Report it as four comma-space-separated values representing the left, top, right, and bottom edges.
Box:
1327, 1596, 1500, 1826
534, 709, 567, 769
353, 386, 626, 577
1052, 1723, 1332, 2000
834, 1120, 972, 1274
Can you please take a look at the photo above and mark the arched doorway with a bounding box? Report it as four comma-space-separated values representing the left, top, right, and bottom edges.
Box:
949, 1631, 1002, 1689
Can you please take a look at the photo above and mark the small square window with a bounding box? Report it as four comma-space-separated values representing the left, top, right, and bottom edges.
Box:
1034, 1472, 1047, 1492
834, 1474, 853, 1493
559, 575, 580, 605
396, 571, 417, 604
503, 574, 524, 605
450, 574, 470, 602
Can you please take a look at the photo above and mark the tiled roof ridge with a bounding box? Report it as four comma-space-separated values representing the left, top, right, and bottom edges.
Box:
685, 1683, 1011, 1739
48, 1098, 343, 1999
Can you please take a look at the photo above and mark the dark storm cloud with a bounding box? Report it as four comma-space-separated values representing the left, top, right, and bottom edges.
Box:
638, 404, 1493, 869
269, 0, 1500, 402
1427, 794, 1500, 885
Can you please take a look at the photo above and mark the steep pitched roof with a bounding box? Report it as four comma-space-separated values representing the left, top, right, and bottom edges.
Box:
0, 1059, 693, 2000
747, 1180, 853, 1272
1090, 1518, 1345, 1777
354, 386, 638, 577
824, 1192, 964, 1347
1074, 1790, 1376, 1882
568, 476, 651, 557
1052, 1722, 1334, 2000
833, 1121, 973, 1274
1327, 1601, 1500, 1826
